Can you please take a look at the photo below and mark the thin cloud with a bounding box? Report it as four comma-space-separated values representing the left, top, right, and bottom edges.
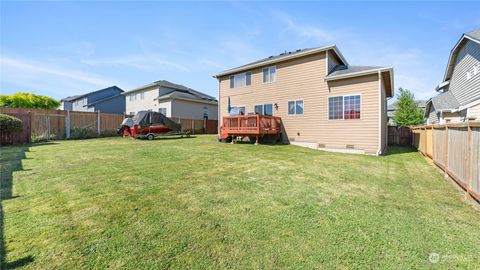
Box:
82, 54, 189, 72
273, 11, 334, 43
0, 56, 121, 97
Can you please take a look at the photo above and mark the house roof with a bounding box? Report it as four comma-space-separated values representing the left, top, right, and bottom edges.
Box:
85, 94, 123, 107
213, 45, 348, 77
443, 28, 480, 82
325, 65, 394, 97
326, 65, 384, 78
61, 86, 123, 102
155, 90, 217, 104
125, 80, 217, 102
429, 91, 460, 111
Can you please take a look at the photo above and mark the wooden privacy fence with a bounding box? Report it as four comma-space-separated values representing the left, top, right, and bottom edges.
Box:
0, 112, 32, 145
174, 118, 218, 134
411, 119, 480, 202
388, 126, 412, 145
0, 107, 124, 143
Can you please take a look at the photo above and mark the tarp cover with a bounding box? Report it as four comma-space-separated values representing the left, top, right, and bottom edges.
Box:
132, 111, 181, 132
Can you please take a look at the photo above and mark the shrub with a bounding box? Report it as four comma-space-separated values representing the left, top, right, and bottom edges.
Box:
70, 127, 98, 139
0, 113, 23, 133
0, 92, 60, 109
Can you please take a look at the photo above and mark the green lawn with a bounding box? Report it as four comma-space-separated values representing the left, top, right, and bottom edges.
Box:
1, 135, 479, 269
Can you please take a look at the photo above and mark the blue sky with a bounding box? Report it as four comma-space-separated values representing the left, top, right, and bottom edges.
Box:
1, 1, 479, 102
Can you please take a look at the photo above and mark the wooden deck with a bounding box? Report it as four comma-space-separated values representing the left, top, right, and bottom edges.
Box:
220, 115, 282, 142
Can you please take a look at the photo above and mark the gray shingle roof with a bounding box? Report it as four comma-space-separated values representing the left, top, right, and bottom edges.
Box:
214, 45, 348, 77
155, 90, 217, 103
431, 91, 460, 110
326, 65, 383, 78
61, 86, 123, 102
465, 28, 480, 41
154, 80, 216, 101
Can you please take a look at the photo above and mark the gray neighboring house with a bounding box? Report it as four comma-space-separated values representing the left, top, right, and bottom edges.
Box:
124, 80, 218, 120
426, 29, 480, 124
60, 86, 125, 114
387, 100, 426, 126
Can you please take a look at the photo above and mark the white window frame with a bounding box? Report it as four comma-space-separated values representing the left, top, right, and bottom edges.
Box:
254, 103, 274, 116
158, 107, 167, 115
287, 99, 304, 116
230, 72, 252, 88
327, 94, 361, 121
230, 105, 247, 115
262, 66, 276, 83
140, 91, 145, 100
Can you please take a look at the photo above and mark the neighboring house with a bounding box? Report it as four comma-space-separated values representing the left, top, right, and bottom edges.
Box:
60, 86, 125, 114
387, 100, 426, 126
426, 29, 480, 124
123, 80, 218, 120
214, 45, 394, 155
59, 95, 80, 110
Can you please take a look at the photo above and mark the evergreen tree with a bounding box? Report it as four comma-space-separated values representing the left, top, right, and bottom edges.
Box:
392, 88, 425, 127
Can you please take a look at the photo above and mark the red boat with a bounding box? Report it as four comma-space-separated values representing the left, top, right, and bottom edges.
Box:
118, 111, 188, 140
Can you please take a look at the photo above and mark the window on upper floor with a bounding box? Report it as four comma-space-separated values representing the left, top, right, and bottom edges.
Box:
230, 72, 251, 88
140, 91, 145, 99
203, 106, 209, 118
263, 66, 276, 83
288, 100, 303, 115
328, 95, 361, 120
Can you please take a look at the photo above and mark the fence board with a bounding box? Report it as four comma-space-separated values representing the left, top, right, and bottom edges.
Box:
0, 112, 31, 145
447, 127, 469, 187
471, 128, 480, 198
433, 128, 446, 168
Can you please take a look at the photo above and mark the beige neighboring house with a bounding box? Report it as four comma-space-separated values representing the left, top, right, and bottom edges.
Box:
214, 45, 394, 155
425, 29, 480, 124
124, 80, 218, 120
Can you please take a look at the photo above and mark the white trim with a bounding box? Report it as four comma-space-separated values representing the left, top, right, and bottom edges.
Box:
262, 66, 277, 84
443, 34, 480, 81
377, 71, 382, 156
287, 99, 304, 116
229, 72, 252, 89
253, 103, 274, 116
213, 45, 349, 77
325, 50, 329, 75
325, 67, 393, 81
451, 97, 480, 112
327, 94, 362, 121
230, 104, 247, 115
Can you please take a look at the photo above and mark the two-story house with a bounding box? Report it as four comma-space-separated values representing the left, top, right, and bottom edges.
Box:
60, 86, 125, 114
123, 80, 218, 120
214, 45, 394, 155
426, 29, 480, 124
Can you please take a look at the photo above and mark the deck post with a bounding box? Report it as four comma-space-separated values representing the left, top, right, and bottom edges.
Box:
255, 135, 259, 145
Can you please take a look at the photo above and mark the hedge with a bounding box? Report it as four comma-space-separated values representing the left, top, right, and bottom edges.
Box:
0, 113, 23, 133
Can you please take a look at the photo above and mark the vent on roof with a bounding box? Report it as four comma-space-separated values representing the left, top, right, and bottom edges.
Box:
268, 55, 274, 59
296, 49, 301, 52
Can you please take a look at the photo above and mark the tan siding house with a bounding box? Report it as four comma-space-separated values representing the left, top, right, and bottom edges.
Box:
124, 80, 218, 120
214, 45, 393, 155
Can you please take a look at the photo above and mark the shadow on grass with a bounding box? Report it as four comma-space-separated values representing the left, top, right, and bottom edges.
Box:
0, 145, 34, 269
385, 145, 417, 156
155, 135, 197, 141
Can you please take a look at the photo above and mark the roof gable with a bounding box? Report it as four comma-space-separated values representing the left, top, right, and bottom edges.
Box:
443, 29, 480, 81
213, 45, 348, 77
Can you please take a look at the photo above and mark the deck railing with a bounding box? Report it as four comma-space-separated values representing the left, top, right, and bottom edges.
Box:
221, 115, 281, 134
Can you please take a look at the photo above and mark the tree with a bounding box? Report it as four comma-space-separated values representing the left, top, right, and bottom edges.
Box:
392, 88, 425, 127
0, 92, 60, 109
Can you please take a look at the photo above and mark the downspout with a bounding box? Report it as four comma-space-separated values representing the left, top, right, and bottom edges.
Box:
376, 71, 382, 155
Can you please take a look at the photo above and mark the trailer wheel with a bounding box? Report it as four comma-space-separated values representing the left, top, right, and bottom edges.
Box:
146, 134, 155, 140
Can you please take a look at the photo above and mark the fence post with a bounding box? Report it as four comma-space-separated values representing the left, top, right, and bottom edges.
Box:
66, 110, 71, 139
467, 117, 475, 192
97, 111, 101, 136
46, 116, 50, 141
444, 121, 449, 175
191, 119, 195, 135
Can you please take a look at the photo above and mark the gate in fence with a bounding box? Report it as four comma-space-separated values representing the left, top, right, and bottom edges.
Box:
388, 126, 412, 146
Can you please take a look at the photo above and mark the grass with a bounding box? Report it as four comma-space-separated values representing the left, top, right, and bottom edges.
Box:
1, 135, 479, 269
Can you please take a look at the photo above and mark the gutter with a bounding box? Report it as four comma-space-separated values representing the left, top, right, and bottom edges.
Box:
325, 67, 393, 82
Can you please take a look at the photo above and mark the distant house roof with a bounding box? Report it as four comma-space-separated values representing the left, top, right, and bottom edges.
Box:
425, 91, 460, 117
125, 80, 217, 103
85, 94, 123, 107
213, 45, 348, 77
61, 95, 81, 102
60, 86, 123, 102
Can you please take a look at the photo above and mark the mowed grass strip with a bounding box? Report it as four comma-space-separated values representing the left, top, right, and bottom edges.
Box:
1, 135, 479, 269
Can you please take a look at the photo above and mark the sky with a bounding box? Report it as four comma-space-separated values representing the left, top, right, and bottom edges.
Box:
1, 1, 480, 102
